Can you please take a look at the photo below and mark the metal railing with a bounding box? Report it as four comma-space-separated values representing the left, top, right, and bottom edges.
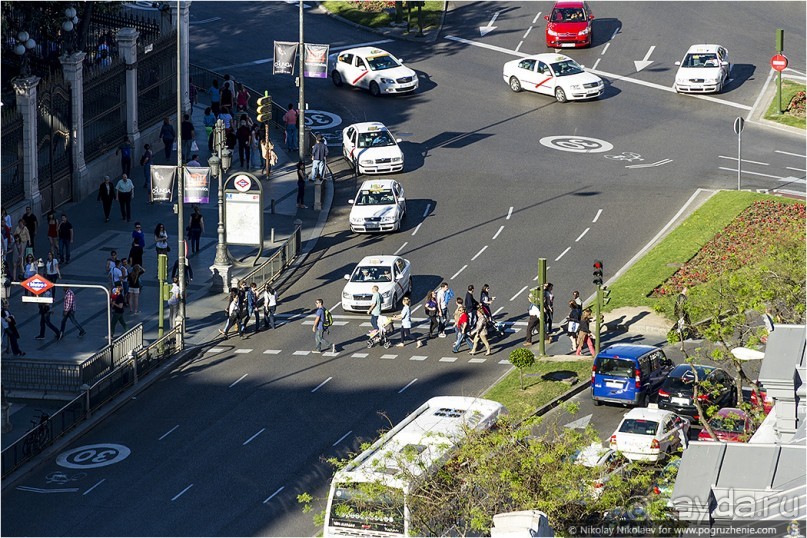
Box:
239, 225, 302, 289
1, 324, 183, 479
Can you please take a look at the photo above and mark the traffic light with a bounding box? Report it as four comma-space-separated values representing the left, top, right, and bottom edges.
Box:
601, 286, 611, 306
256, 91, 272, 123
157, 253, 168, 281
593, 259, 604, 286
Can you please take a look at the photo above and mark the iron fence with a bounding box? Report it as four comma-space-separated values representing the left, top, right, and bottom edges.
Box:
137, 31, 178, 130
239, 226, 302, 289
1, 105, 25, 206
82, 59, 127, 162
36, 71, 73, 213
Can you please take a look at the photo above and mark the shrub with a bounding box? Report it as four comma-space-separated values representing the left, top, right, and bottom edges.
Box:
509, 348, 536, 390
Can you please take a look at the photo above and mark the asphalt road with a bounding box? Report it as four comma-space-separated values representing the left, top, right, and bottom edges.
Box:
2, 2, 804, 536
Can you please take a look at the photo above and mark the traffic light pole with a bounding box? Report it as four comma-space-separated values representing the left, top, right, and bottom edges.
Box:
537, 258, 547, 357
594, 285, 602, 355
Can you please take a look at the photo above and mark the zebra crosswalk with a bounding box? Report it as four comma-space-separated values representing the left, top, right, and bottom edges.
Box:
205, 347, 511, 365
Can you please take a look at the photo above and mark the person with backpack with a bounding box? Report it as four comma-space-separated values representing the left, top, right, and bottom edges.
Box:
436, 282, 455, 338
262, 284, 278, 330
312, 298, 335, 353
246, 282, 260, 334
420, 290, 439, 346
116, 135, 133, 176
452, 304, 474, 353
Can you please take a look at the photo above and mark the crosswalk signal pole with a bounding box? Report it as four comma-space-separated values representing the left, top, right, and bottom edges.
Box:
537, 258, 547, 357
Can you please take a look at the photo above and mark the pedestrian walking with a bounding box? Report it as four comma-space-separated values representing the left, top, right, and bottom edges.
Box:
46, 211, 58, 258
97, 175, 115, 222
220, 78, 234, 113
250, 124, 263, 170
203, 107, 216, 139
209, 79, 221, 116
283, 104, 298, 151
36, 290, 61, 340
480, 284, 495, 315
436, 282, 455, 338
393, 296, 412, 346
154, 223, 169, 256
22, 253, 37, 279
236, 83, 250, 112
312, 298, 334, 353
44, 251, 60, 294
128, 264, 144, 314
140, 143, 153, 189
470, 306, 492, 356
60, 286, 86, 337
110, 284, 127, 337
187, 205, 204, 254
452, 305, 474, 353
57, 213, 73, 265
576, 308, 596, 356
129, 222, 145, 267
236, 116, 252, 168
219, 288, 243, 339
167, 276, 180, 327
543, 283, 555, 342
187, 155, 201, 167
310, 135, 328, 180
116, 135, 133, 176
159, 117, 175, 160
465, 285, 480, 327
262, 284, 278, 330
262, 134, 278, 177
572, 290, 582, 308
180, 113, 195, 162
246, 282, 260, 334
110, 259, 123, 289
219, 107, 234, 130
295, 160, 307, 208
565, 300, 582, 353
171, 257, 193, 288
421, 290, 439, 346
21, 206, 38, 251
11, 231, 24, 281
2, 300, 25, 356
367, 285, 382, 332
523, 301, 541, 346
116, 174, 135, 222
120, 258, 130, 306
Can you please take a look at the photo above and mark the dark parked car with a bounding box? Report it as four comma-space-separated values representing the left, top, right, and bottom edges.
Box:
657, 364, 736, 421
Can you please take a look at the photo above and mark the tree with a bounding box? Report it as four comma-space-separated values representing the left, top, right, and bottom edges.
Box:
509, 348, 535, 390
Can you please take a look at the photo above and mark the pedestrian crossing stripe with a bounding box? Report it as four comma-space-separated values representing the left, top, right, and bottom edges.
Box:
293, 351, 310, 356
207, 347, 226, 353
498, 360, 510, 365
410, 355, 427, 361
351, 353, 368, 358
468, 358, 487, 364
380, 354, 397, 359
263, 349, 282, 354
323, 351, 338, 357
215, 348, 512, 364
301, 320, 348, 326
439, 357, 458, 362
234, 349, 252, 354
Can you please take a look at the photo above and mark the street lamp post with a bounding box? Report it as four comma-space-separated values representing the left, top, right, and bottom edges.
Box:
209, 119, 233, 292
13, 31, 36, 79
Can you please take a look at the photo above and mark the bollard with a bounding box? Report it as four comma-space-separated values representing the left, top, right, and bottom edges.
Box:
271, 228, 275, 244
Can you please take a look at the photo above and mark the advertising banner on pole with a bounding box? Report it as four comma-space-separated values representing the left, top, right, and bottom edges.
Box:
150, 165, 176, 203
184, 167, 210, 204
304, 43, 329, 78
273, 41, 298, 75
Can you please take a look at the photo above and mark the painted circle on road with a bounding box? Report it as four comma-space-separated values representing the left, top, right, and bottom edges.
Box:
539, 135, 613, 153
56, 444, 131, 469
304, 110, 342, 130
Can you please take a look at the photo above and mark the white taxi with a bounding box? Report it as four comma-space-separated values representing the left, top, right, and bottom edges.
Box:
674, 44, 731, 94
349, 179, 407, 233
503, 53, 604, 102
328, 47, 418, 96
341, 255, 412, 313
609, 407, 690, 462
342, 122, 404, 175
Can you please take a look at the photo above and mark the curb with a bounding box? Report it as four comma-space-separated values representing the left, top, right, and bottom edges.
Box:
529, 380, 592, 422
747, 70, 806, 137
315, 1, 447, 45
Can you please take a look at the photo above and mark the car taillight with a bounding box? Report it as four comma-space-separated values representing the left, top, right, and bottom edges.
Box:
609, 435, 616, 445
658, 389, 669, 398
697, 394, 709, 401
592, 365, 596, 383
634, 368, 641, 389
653, 486, 661, 495
593, 481, 604, 489
650, 439, 660, 449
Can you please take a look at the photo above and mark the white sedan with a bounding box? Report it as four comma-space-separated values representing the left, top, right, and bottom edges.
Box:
609, 407, 690, 462
503, 53, 604, 102
674, 44, 731, 94
328, 46, 418, 96
342, 122, 404, 175
348, 179, 406, 233
342, 256, 412, 313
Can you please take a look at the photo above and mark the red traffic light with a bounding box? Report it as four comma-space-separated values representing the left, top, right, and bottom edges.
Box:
593, 260, 603, 269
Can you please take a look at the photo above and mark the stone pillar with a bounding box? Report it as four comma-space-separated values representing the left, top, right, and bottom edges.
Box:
170, 1, 192, 114
13, 76, 42, 212
59, 51, 89, 196
117, 28, 141, 147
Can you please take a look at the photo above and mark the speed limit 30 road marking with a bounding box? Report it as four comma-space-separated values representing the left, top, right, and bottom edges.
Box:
539, 135, 614, 153
56, 444, 131, 469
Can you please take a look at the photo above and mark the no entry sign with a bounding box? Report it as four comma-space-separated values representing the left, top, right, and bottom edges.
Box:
771, 54, 788, 72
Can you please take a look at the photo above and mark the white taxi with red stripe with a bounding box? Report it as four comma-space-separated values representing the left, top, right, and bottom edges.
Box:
503, 53, 604, 103
342, 122, 404, 175
328, 47, 418, 96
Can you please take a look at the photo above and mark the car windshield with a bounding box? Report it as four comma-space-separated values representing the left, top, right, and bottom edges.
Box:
595, 358, 635, 378
367, 54, 400, 71
551, 7, 586, 22
358, 130, 395, 149
351, 266, 392, 283
550, 59, 585, 77
709, 415, 746, 433
356, 189, 396, 206
682, 53, 720, 68
618, 419, 659, 436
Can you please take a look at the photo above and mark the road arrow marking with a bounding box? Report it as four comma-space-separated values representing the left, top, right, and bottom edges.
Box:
479, 11, 501, 36
564, 414, 593, 429
634, 45, 656, 72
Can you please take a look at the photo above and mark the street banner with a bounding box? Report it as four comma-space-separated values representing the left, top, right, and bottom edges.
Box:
150, 165, 175, 203
273, 41, 298, 75
184, 167, 210, 204
304, 43, 329, 78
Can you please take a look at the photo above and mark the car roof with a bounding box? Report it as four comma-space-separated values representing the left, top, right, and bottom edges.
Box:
348, 121, 390, 132
355, 255, 403, 266
669, 363, 715, 378
712, 408, 749, 419
341, 47, 394, 58
685, 44, 723, 54
553, 1, 585, 8
358, 179, 399, 190
517, 53, 575, 64
597, 344, 660, 360
623, 407, 675, 421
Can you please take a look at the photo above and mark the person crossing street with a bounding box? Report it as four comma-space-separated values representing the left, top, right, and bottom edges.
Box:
312, 298, 335, 354
60, 286, 86, 337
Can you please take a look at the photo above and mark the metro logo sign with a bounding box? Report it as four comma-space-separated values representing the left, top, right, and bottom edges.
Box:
20, 274, 54, 296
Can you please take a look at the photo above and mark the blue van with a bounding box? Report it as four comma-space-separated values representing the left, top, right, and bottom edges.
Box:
591, 344, 674, 407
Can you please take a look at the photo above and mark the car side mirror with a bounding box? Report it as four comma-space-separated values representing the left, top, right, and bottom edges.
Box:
674, 61, 681, 66
344, 274, 350, 280
396, 138, 402, 143
721, 61, 729, 67
544, 14, 549, 21
348, 199, 355, 204
589, 14, 594, 20
396, 274, 404, 280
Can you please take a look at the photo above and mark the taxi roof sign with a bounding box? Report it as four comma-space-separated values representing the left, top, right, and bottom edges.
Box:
21, 274, 55, 296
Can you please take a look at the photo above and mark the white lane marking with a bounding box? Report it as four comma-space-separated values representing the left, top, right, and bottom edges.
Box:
439, 357, 458, 363
16, 486, 80, 493
451, 265, 467, 280
411, 304, 422, 313
212, 40, 392, 71
262, 486, 284, 504
634, 45, 656, 71
718, 155, 770, 166
776, 150, 807, 158
499, 359, 511, 365
492, 225, 504, 240
506, 207, 513, 219
360, 322, 372, 327
469, 358, 487, 364
423, 203, 431, 217
229, 374, 248, 388
601, 42, 610, 55
532, 12, 542, 24
394, 242, 408, 255
398, 378, 417, 393
410, 356, 427, 361
625, 159, 673, 169
515, 40, 524, 52
311, 377, 332, 393
748, 69, 777, 121
786, 166, 806, 172
446, 35, 528, 56
555, 247, 571, 261
610, 27, 620, 40
510, 286, 528, 301
522, 26, 532, 39
472, 245, 488, 261
380, 354, 397, 360
576, 228, 590, 242
190, 17, 222, 24
83, 479, 105, 496
158, 425, 180, 441
332, 431, 352, 447
592, 58, 601, 71
172, 484, 194, 501
592, 209, 603, 223
264, 349, 282, 354
330, 301, 341, 312
493, 306, 504, 316
293, 351, 310, 356
323, 350, 339, 357
234, 349, 251, 354
718, 167, 805, 181
207, 347, 225, 353
243, 428, 266, 445
351, 353, 368, 358
411, 223, 422, 236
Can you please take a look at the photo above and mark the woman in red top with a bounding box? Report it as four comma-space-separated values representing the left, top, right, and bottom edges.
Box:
236, 84, 250, 112
46, 211, 58, 258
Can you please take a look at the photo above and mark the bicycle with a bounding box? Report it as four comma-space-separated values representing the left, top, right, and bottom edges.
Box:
604, 152, 644, 162
22, 410, 52, 457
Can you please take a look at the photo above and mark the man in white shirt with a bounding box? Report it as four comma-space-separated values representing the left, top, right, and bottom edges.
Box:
524, 302, 541, 346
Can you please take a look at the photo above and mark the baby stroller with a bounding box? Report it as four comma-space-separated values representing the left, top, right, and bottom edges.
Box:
367, 315, 395, 349
481, 304, 506, 339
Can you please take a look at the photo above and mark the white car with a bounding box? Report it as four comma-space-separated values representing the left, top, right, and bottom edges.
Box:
343, 122, 404, 175
503, 53, 604, 102
328, 47, 418, 96
342, 256, 412, 313
572, 443, 628, 498
674, 44, 731, 94
609, 407, 690, 462
348, 179, 407, 233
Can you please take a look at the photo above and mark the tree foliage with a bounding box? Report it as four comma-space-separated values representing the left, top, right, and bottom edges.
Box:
509, 348, 536, 390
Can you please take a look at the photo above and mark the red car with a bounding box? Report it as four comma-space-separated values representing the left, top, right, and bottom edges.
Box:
697, 408, 754, 443
544, 1, 594, 48
750, 385, 774, 415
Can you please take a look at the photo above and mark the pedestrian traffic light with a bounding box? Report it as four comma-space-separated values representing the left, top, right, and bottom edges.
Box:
601, 286, 611, 306
256, 91, 272, 123
157, 253, 168, 281
593, 260, 604, 286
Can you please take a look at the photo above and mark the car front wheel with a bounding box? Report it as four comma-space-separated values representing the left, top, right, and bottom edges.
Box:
332, 70, 343, 87
369, 81, 381, 97
509, 76, 522, 93
555, 87, 568, 103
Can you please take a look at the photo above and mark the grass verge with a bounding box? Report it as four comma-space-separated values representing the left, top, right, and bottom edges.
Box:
322, 1, 443, 32
764, 79, 806, 130
483, 360, 592, 421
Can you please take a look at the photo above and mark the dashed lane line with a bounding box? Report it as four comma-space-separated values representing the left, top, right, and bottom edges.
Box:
592, 209, 603, 223
243, 428, 265, 445
776, 150, 806, 158
263, 486, 284, 504
506, 207, 513, 219
555, 246, 571, 261
394, 242, 408, 255
380, 354, 397, 360
410, 355, 427, 361
423, 203, 431, 218
439, 357, 458, 363
450, 264, 467, 280
411, 223, 422, 236
398, 378, 417, 393
234, 349, 252, 354
351, 353, 368, 358
293, 351, 310, 356
532, 11, 542, 24
230, 374, 248, 388
172, 484, 194, 502
332, 431, 352, 446
472, 245, 488, 260
159, 425, 179, 440
263, 349, 282, 354
83, 479, 105, 496
576, 228, 590, 242
718, 167, 805, 182
311, 377, 332, 393
492, 225, 504, 240
469, 358, 487, 364
510, 286, 528, 301
207, 347, 226, 353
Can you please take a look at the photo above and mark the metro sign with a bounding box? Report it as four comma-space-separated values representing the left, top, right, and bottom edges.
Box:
20, 274, 54, 296
234, 175, 252, 192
